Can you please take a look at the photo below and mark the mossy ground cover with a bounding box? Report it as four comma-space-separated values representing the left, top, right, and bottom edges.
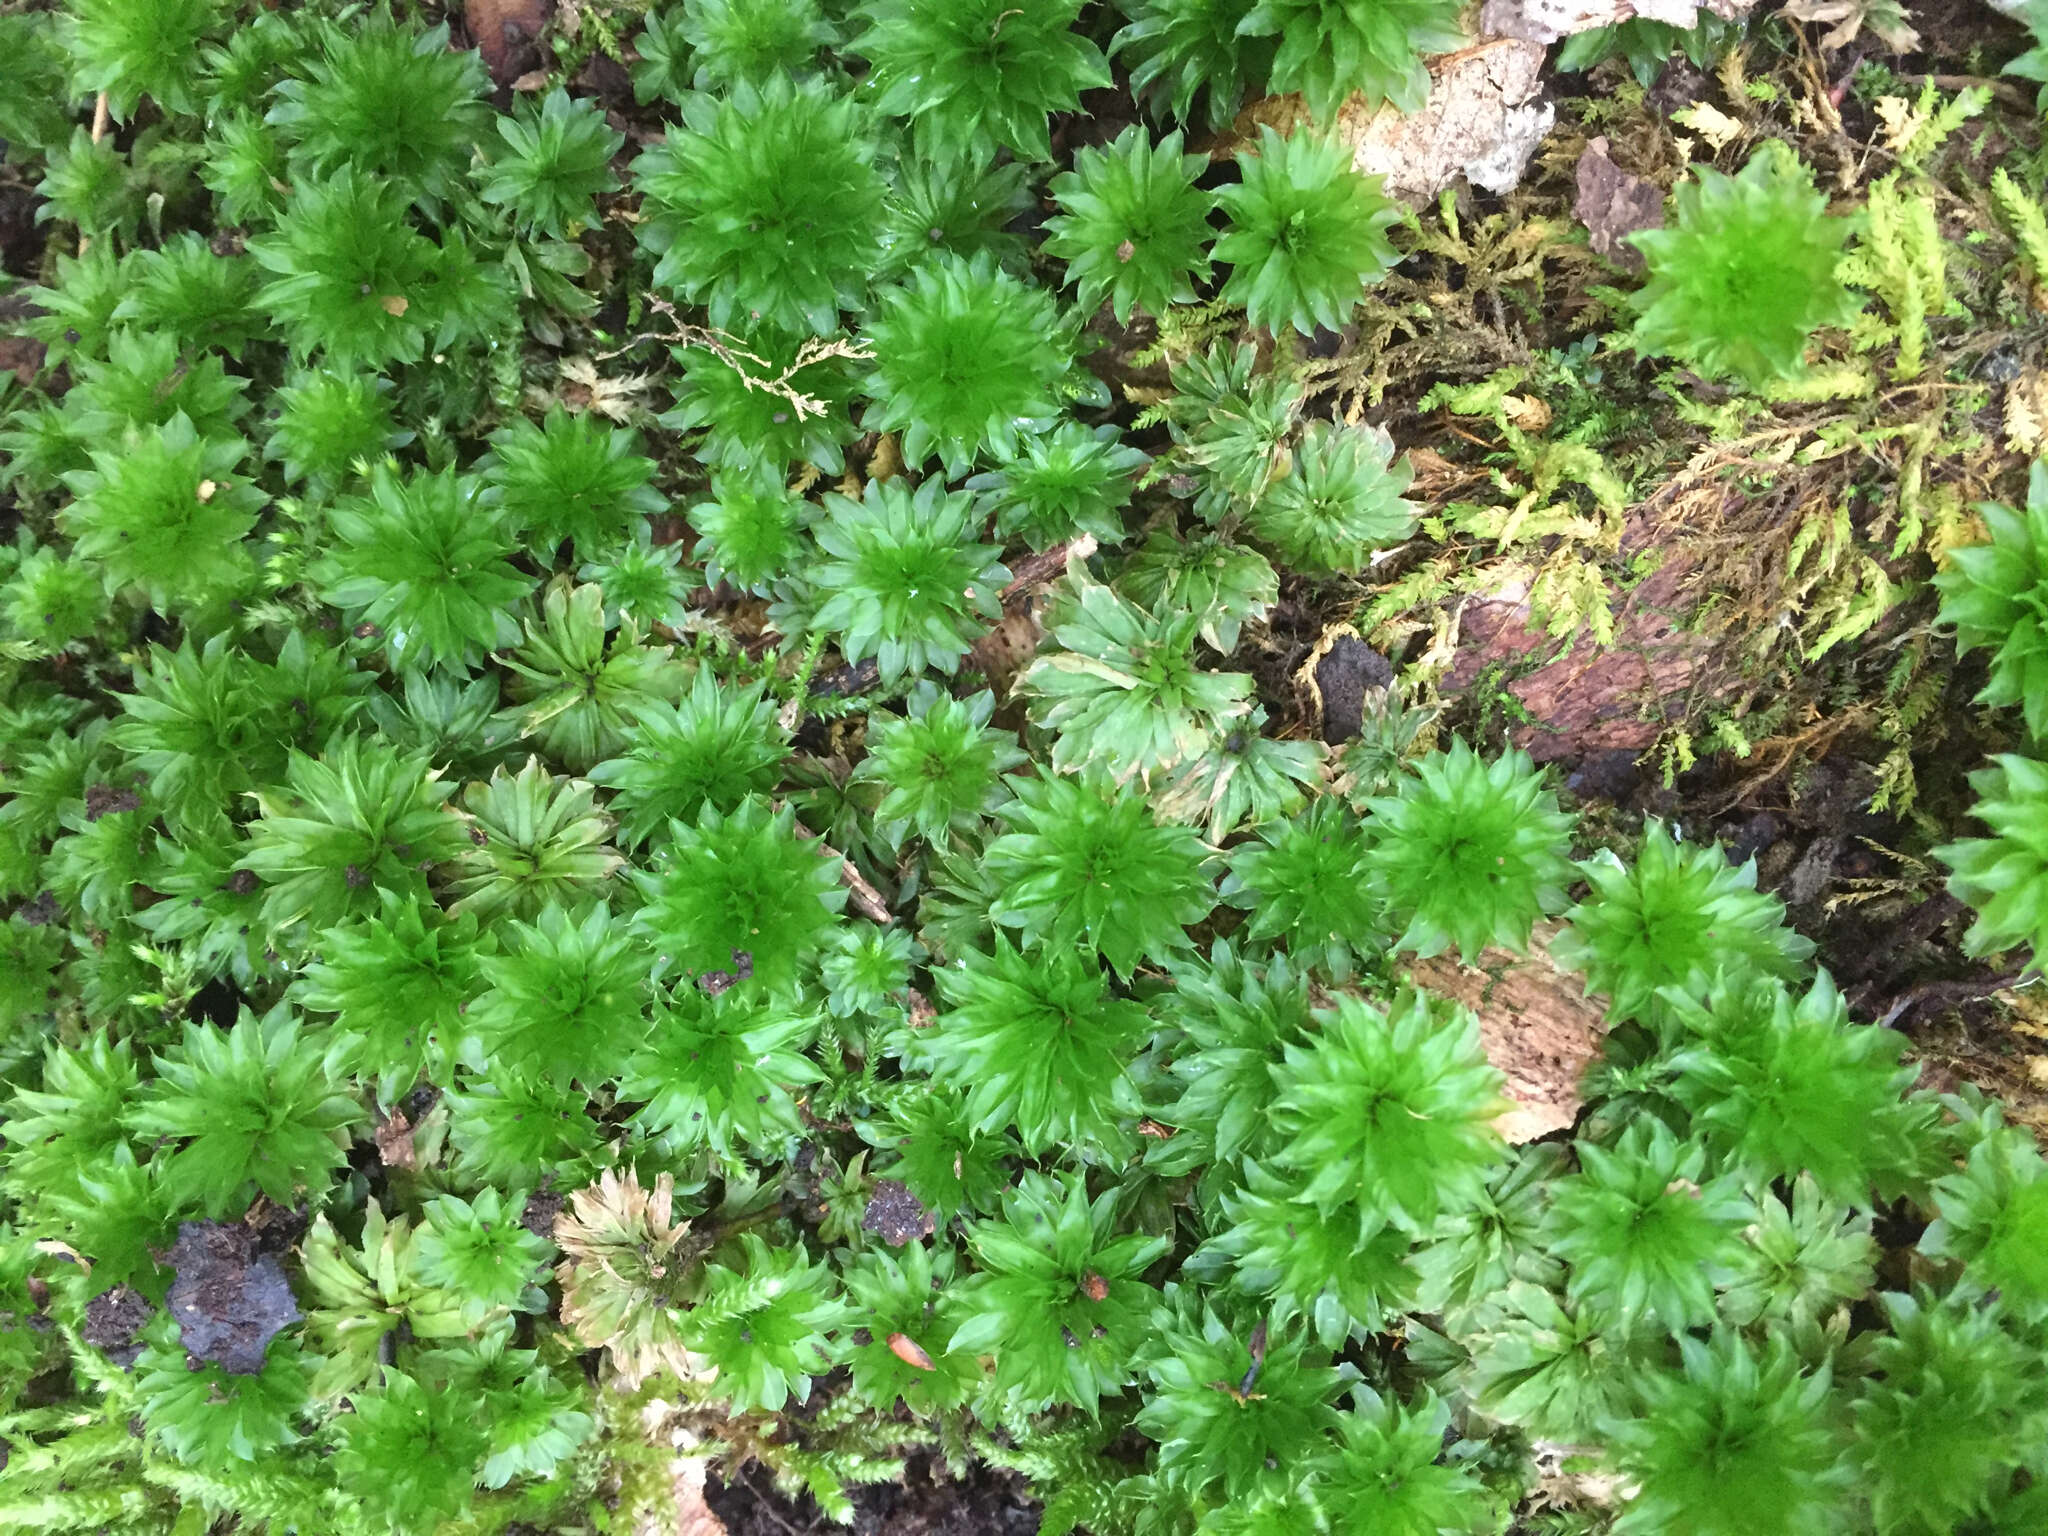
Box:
4, 3, 2048, 1534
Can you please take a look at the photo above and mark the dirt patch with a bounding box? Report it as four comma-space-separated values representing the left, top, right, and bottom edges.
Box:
705, 1450, 1041, 1536
161, 1219, 301, 1375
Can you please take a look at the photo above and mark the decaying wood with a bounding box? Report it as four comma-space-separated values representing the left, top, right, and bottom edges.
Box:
1440, 514, 1716, 763
1406, 923, 1608, 1143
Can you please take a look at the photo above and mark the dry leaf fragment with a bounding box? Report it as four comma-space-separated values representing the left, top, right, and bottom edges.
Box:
1671, 102, 1745, 151
2005, 369, 2048, 455
1782, 0, 1919, 51
377, 295, 410, 317
374, 1108, 417, 1170
1573, 136, 1665, 269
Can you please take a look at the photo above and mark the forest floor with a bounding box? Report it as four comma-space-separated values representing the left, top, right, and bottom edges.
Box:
3, 0, 2047, 1530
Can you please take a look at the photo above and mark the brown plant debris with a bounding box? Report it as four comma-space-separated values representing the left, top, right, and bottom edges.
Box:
1406, 924, 1608, 1142
555, 1169, 711, 1389
1573, 136, 1666, 267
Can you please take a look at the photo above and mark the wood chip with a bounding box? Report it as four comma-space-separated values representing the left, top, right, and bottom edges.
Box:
1406, 923, 1607, 1143
1574, 136, 1665, 268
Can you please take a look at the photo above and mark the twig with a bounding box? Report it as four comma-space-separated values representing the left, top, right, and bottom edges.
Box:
1000, 534, 1096, 605
89, 91, 108, 145
597, 295, 873, 424
787, 814, 893, 924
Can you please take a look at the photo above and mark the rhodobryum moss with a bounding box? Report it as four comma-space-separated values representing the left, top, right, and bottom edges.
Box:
1920, 1121, 2048, 1322
1934, 462, 2048, 740
863, 252, 1071, 473
983, 771, 1217, 978
468, 902, 647, 1087
857, 0, 1111, 162
1238, 0, 1465, 118
620, 985, 820, 1157
680, 0, 840, 90
248, 168, 447, 370
852, 684, 1026, 849
241, 737, 467, 938
633, 74, 885, 334
1, 3, 2037, 1529
1136, 1307, 1343, 1501
590, 670, 788, 847
62, 0, 221, 119
1555, 818, 1815, 1022
1215, 128, 1403, 336
312, 464, 533, 674
631, 795, 845, 992
922, 939, 1152, 1157
1546, 1119, 1751, 1332
966, 421, 1149, 550
1247, 419, 1417, 572
1363, 739, 1576, 963
126, 1006, 365, 1217
60, 414, 261, 615
804, 477, 1008, 682
1272, 991, 1506, 1232
477, 407, 666, 562
950, 1172, 1169, 1413
1607, 1332, 1851, 1536
1045, 126, 1215, 323
1019, 576, 1253, 785
1626, 142, 1863, 388
1113, 0, 1271, 131
1221, 798, 1379, 979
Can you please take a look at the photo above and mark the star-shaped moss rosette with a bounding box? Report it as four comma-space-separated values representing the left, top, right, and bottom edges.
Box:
863, 251, 1072, 474
1935, 462, 2048, 741
1361, 738, 1577, 964
1626, 142, 1864, 389
1553, 819, 1814, 1024
1935, 753, 2048, 963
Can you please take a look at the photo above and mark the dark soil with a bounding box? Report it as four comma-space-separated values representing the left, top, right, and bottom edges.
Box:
705, 1450, 1042, 1536
161, 1219, 303, 1375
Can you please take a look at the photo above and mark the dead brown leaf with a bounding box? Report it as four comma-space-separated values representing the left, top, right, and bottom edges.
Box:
1573, 136, 1665, 268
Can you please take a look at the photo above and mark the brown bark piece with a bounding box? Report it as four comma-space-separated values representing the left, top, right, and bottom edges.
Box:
1442, 520, 1715, 763
1407, 925, 1607, 1143
1341, 39, 1555, 202
467, 0, 552, 86
1574, 136, 1666, 269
